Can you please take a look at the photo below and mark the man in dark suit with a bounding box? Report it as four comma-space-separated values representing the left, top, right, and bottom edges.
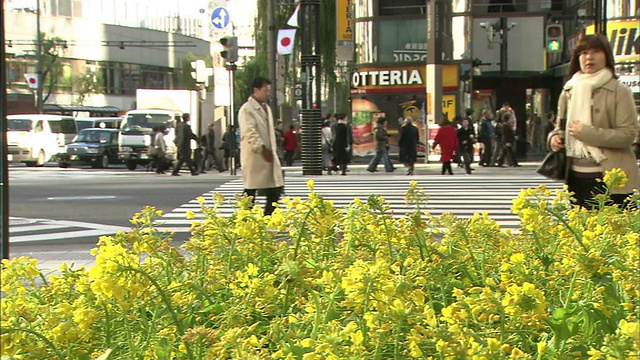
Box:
172, 113, 199, 176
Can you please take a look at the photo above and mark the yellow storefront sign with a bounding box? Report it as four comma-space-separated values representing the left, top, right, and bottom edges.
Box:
337, 0, 354, 46
442, 94, 456, 119
352, 64, 458, 93
586, 19, 639, 63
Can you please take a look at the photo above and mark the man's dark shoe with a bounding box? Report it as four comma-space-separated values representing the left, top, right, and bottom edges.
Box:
172, 173, 181, 176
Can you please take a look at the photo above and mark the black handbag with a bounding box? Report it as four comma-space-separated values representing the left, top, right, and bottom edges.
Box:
537, 149, 566, 180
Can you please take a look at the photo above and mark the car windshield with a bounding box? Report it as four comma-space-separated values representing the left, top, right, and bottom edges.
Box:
122, 113, 173, 132
7, 119, 32, 131
76, 129, 111, 143
76, 120, 94, 131
49, 119, 78, 134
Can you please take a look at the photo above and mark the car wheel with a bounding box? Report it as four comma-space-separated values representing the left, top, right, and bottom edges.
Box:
100, 154, 109, 169
59, 162, 70, 168
126, 161, 137, 171
25, 161, 36, 167
35, 150, 47, 167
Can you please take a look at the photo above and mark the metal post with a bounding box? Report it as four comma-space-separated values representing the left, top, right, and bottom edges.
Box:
268, 0, 278, 119
36, 0, 43, 113
500, 17, 508, 74
227, 64, 237, 176
300, 0, 322, 176
1, 0, 10, 259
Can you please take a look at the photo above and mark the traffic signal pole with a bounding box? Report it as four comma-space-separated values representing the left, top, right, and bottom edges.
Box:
227, 63, 237, 176
1, 0, 10, 260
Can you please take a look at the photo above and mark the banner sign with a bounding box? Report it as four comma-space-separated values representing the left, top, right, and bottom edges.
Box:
336, 0, 354, 61
586, 19, 639, 63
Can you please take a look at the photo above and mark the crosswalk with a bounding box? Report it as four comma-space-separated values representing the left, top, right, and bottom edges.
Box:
155, 174, 565, 232
9, 217, 129, 244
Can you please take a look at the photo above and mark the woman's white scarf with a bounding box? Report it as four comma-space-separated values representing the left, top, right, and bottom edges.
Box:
563, 68, 612, 163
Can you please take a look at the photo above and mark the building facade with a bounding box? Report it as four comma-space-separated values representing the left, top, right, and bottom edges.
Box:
349, 0, 639, 158
4, 0, 212, 113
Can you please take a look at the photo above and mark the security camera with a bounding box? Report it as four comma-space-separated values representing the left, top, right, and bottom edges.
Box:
480, 22, 489, 29
507, 22, 517, 30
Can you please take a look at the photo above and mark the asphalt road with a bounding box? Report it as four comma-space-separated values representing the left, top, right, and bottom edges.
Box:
6, 163, 233, 253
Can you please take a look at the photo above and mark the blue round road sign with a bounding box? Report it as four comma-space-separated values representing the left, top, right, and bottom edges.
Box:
211, 7, 230, 30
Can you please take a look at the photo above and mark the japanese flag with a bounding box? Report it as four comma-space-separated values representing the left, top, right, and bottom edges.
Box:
277, 28, 296, 55
24, 73, 39, 89
287, 4, 300, 27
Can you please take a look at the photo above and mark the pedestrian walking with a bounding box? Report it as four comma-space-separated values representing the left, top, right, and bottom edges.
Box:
367, 117, 395, 173
432, 115, 459, 175
398, 117, 419, 175
321, 120, 334, 174
332, 114, 352, 175
478, 110, 496, 166
456, 117, 475, 174
282, 125, 298, 166
547, 34, 638, 209
172, 114, 198, 176
201, 123, 223, 173
153, 125, 168, 174
275, 120, 285, 165
238, 77, 284, 216
499, 114, 520, 167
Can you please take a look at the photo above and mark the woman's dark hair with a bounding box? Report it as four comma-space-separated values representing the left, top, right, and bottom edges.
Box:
568, 34, 617, 77
376, 117, 387, 124
323, 120, 331, 127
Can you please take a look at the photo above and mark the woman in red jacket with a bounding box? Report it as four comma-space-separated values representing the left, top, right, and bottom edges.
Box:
432, 116, 460, 175
282, 125, 298, 166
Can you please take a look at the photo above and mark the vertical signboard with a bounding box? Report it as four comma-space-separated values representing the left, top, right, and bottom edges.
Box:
336, 0, 354, 61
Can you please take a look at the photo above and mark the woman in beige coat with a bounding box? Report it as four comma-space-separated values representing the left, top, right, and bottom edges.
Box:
238, 77, 284, 215
548, 34, 638, 209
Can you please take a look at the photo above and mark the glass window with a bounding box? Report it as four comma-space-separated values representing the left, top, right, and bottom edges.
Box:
49, 119, 78, 134
7, 119, 32, 131
57, 0, 72, 16
355, 0, 374, 18
355, 21, 375, 63
378, 19, 427, 63
379, 0, 427, 16
451, 0, 470, 13
451, 16, 471, 60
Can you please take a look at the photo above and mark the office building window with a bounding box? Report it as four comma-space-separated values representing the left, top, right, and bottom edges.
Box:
355, 0, 374, 18
355, 21, 375, 63
379, 0, 427, 16
378, 19, 427, 63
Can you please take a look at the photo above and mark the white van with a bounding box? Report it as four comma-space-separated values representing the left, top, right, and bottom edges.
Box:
7, 114, 78, 166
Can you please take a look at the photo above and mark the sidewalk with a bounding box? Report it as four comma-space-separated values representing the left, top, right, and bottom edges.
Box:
10, 160, 544, 273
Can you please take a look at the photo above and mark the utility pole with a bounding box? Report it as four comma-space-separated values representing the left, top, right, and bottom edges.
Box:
1, 0, 10, 259
36, 0, 43, 113
500, 17, 508, 74
268, 0, 278, 119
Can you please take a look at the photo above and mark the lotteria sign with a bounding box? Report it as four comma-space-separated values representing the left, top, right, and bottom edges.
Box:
351, 67, 426, 93
352, 69, 423, 87
351, 65, 458, 94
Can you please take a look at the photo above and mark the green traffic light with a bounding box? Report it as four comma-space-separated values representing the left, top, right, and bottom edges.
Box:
547, 40, 561, 52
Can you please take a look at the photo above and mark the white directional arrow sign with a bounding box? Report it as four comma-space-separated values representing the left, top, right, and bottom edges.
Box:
211, 7, 230, 30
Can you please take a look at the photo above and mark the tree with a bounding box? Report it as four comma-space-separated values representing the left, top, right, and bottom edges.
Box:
234, 58, 266, 111
253, 0, 341, 110
73, 68, 104, 105
38, 33, 67, 103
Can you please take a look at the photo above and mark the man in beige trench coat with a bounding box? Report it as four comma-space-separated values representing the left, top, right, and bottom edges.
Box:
238, 77, 284, 215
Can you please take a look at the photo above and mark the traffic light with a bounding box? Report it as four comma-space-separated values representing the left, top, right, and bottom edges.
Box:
220, 36, 238, 63
190, 59, 206, 83
545, 24, 563, 53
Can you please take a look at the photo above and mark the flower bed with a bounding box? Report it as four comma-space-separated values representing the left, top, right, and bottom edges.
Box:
1, 170, 638, 359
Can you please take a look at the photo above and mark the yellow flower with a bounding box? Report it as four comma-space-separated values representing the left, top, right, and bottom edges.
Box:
350, 330, 364, 346
306, 179, 315, 191
186, 211, 195, 220
487, 338, 501, 351
602, 168, 628, 190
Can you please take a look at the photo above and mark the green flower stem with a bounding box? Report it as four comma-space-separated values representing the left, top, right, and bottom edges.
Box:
1, 327, 64, 360
102, 303, 112, 348
548, 208, 588, 252
300, 281, 322, 340
281, 207, 315, 315
120, 265, 195, 360
563, 270, 580, 307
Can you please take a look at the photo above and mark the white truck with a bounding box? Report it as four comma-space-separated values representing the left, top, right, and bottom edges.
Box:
118, 89, 214, 170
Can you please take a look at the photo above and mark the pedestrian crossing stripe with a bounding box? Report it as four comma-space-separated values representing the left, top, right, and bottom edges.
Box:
9, 218, 130, 243
154, 175, 565, 231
